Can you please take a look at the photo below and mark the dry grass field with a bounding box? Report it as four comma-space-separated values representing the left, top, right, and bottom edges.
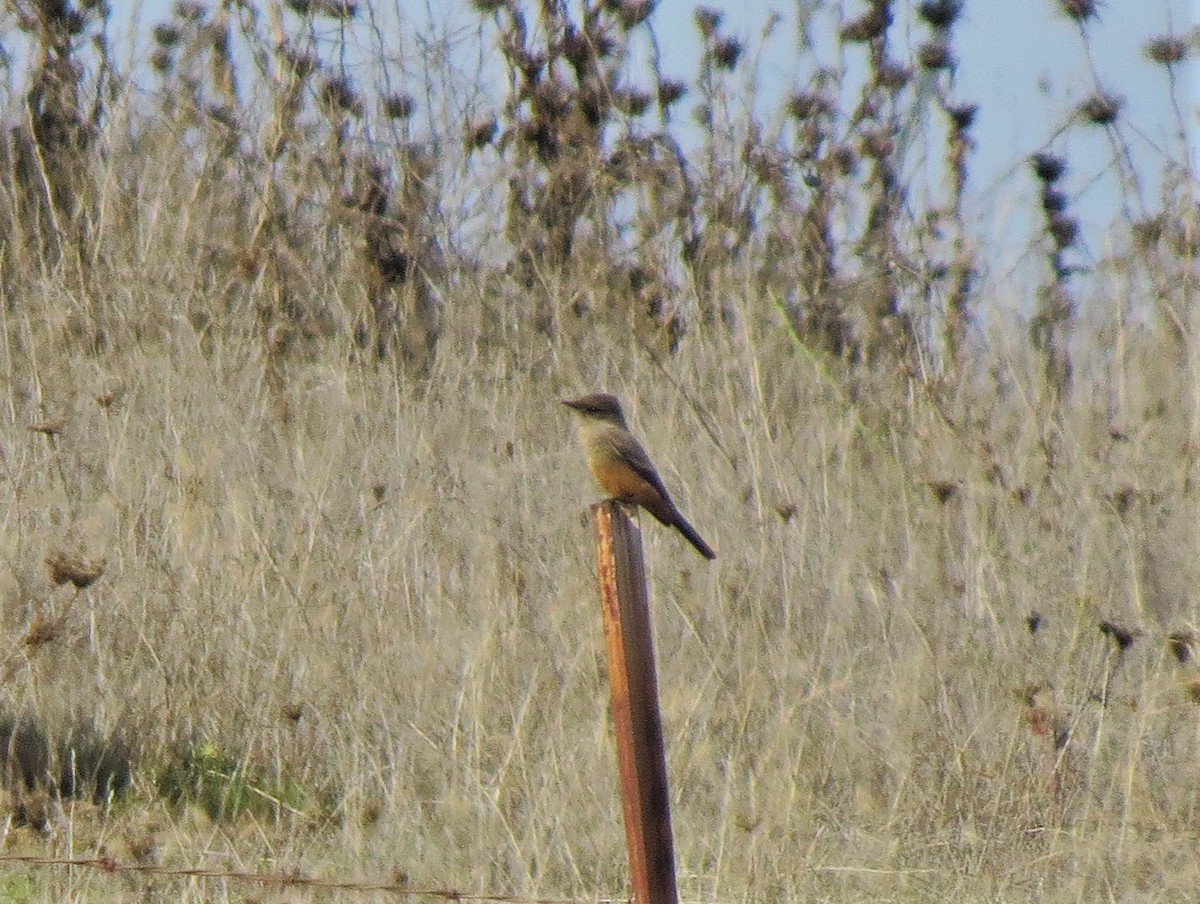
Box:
0, 1, 1195, 902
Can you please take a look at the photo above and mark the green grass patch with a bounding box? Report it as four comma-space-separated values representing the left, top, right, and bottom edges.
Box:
155, 741, 313, 823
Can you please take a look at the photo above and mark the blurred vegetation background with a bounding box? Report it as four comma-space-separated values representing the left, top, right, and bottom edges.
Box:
0, 0, 1194, 901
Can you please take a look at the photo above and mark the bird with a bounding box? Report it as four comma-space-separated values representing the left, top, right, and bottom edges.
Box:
563, 392, 716, 560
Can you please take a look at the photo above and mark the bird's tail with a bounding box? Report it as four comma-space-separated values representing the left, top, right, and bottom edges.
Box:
671, 513, 716, 560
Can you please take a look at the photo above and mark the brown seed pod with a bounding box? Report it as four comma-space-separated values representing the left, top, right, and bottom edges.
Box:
917, 41, 954, 70
841, 8, 890, 43
1056, 0, 1097, 22
693, 7, 722, 38
711, 36, 743, 70
1098, 619, 1140, 653
918, 0, 963, 29
1167, 630, 1196, 665
46, 551, 107, 589
1031, 152, 1066, 183
23, 615, 61, 649
1077, 92, 1121, 126
1144, 35, 1189, 65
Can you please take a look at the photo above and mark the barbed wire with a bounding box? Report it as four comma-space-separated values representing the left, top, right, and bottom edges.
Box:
0, 853, 619, 903
0, 850, 954, 897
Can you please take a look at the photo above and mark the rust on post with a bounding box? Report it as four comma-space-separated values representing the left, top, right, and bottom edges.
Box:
592, 500, 679, 904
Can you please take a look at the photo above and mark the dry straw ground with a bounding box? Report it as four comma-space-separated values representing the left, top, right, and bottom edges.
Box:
0, 0, 1195, 902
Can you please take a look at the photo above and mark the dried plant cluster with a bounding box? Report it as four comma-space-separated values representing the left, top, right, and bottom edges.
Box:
0, 0, 1194, 901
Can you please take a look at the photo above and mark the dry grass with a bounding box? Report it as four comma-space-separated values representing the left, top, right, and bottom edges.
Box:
0, 1, 1194, 902
0, 243, 1196, 902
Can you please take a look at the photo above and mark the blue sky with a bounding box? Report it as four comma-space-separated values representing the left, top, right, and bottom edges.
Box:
641, 0, 1196, 277
124, 0, 1198, 286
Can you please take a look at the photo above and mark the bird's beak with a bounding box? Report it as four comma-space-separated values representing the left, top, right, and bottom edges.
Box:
562, 398, 580, 411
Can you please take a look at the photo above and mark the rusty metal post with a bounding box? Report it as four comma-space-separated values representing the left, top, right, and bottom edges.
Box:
592, 500, 679, 904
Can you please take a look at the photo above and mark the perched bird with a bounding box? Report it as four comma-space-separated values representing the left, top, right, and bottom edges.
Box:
563, 392, 716, 560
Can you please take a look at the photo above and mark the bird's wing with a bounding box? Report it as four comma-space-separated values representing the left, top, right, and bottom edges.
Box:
610, 434, 676, 508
